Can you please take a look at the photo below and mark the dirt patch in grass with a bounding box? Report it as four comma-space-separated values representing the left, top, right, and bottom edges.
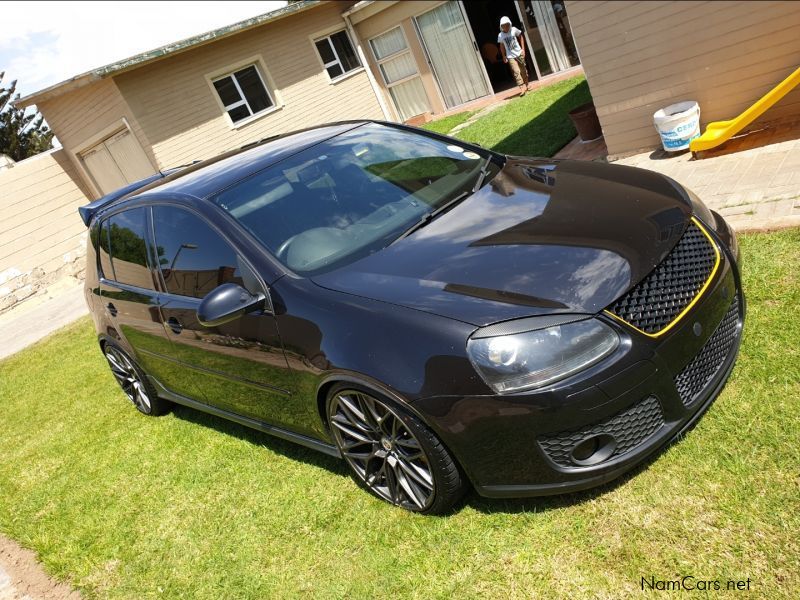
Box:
0, 535, 81, 599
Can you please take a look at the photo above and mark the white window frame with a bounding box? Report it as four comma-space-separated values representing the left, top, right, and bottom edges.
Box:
206, 56, 282, 129
313, 29, 363, 83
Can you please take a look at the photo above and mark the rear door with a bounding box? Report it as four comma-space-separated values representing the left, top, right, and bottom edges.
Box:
97, 207, 177, 381
149, 205, 309, 434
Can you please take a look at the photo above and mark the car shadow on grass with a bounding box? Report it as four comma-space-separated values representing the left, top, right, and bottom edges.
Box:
167, 383, 719, 517
169, 404, 349, 477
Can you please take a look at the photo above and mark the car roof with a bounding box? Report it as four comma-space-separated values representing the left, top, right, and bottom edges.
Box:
134, 121, 368, 202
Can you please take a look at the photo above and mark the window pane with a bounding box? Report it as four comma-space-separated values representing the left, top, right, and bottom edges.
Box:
370, 27, 407, 60
326, 63, 344, 79
213, 76, 241, 107
235, 66, 272, 114
379, 52, 417, 84
315, 38, 336, 64
108, 208, 153, 289
97, 219, 114, 280
152, 206, 242, 299
228, 104, 251, 123
331, 31, 359, 72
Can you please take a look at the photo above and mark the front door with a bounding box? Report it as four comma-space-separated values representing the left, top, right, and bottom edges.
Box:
414, 2, 491, 108
81, 129, 156, 195
149, 205, 313, 435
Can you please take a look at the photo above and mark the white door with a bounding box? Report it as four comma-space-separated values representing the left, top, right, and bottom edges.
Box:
369, 27, 431, 121
81, 129, 156, 195
414, 2, 491, 109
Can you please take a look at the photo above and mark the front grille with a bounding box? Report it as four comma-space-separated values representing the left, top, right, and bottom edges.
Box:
538, 396, 664, 468
674, 297, 740, 406
608, 220, 717, 334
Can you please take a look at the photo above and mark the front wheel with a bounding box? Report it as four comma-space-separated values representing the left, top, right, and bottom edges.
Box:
327, 385, 467, 514
103, 343, 170, 416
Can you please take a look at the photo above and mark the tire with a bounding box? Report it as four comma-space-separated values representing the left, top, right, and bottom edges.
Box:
326, 383, 467, 514
103, 342, 171, 416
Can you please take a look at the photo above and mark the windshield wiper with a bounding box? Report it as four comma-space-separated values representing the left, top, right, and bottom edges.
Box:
389, 157, 495, 245
390, 190, 471, 244
472, 156, 493, 193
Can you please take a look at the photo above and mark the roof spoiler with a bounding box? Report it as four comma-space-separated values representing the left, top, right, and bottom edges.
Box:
77, 165, 195, 227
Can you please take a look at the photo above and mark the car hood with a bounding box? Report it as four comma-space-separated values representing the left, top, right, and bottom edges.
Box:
312, 158, 692, 326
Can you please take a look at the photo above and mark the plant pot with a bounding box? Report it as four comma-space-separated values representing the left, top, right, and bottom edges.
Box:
568, 102, 602, 142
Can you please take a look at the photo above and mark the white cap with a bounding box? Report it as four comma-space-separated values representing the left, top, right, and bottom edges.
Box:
500, 16, 512, 27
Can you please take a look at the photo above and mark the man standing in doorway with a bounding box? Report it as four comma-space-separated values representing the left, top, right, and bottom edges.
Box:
498, 16, 529, 96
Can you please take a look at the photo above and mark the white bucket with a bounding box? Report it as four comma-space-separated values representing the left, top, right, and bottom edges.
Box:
653, 101, 700, 151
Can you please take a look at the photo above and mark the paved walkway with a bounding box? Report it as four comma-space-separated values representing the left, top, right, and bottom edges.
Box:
614, 121, 800, 232
0, 278, 88, 361
554, 119, 800, 232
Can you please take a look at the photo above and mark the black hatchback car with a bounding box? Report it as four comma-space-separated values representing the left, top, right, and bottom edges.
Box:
81, 121, 744, 514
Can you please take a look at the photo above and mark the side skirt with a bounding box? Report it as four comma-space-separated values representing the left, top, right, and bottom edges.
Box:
149, 377, 341, 458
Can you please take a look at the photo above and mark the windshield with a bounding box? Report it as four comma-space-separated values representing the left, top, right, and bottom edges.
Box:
212, 123, 498, 275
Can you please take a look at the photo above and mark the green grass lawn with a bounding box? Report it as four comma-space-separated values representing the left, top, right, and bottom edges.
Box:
420, 110, 475, 136
423, 75, 592, 157
1, 229, 799, 598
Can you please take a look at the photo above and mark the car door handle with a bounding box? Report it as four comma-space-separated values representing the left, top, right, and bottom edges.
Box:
167, 317, 183, 334
106, 303, 117, 317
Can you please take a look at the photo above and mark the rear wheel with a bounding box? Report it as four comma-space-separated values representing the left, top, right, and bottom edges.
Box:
103, 343, 170, 416
327, 384, 467, 514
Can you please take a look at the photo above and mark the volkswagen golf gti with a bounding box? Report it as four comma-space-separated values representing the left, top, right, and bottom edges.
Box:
80, 121, 744, 514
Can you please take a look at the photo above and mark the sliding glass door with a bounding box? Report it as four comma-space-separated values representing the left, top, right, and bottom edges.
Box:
414, 2, 491, 109
520, 0, 580, 75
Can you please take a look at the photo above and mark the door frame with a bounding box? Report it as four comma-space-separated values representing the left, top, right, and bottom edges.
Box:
411, 1, 493, 110
74, 117, 156, 198
514, 0, 544, 81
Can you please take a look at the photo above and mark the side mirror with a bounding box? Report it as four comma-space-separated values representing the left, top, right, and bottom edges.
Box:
197, 283, 264, 327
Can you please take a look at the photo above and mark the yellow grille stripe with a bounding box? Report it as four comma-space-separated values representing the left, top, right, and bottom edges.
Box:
603, 217, 721, 339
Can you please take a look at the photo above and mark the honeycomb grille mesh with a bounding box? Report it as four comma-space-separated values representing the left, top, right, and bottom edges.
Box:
538, 396, 664, 468
674, 297, 740, 406
609, 221, 717, 334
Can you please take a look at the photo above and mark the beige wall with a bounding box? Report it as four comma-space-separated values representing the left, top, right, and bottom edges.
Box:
0, 149, 91, 312
352, 0, 447, 118
566, 0, 800, 157
37, 78, 155, 197
111, 1, 384, 169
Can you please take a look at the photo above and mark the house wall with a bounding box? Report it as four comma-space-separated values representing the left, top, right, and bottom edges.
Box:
566, 0, 800, 157
351, 0, 448, 118
0, 148, 91, 313
111, 0, 384, 169
36, 78, 155, 197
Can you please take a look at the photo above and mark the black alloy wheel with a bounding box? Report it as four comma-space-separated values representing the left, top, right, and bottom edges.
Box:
104, 344, 169, 416
327, 386, 466, 514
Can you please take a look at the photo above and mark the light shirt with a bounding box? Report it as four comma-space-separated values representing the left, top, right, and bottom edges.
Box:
498, 27, 523, 59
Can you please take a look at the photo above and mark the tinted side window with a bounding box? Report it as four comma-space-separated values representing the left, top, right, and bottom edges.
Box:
107, 208, 154, 290
152, 206, 242, 299
97, 219, 114, 279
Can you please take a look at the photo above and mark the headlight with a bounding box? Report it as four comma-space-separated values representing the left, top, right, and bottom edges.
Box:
467, 318, 619, 394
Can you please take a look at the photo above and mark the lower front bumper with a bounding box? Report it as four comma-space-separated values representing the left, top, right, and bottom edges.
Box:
475, 318, 742, 498
412, 252, 745, 498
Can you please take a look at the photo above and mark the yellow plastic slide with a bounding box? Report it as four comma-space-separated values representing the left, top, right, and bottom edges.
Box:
690, 65, 800, 152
